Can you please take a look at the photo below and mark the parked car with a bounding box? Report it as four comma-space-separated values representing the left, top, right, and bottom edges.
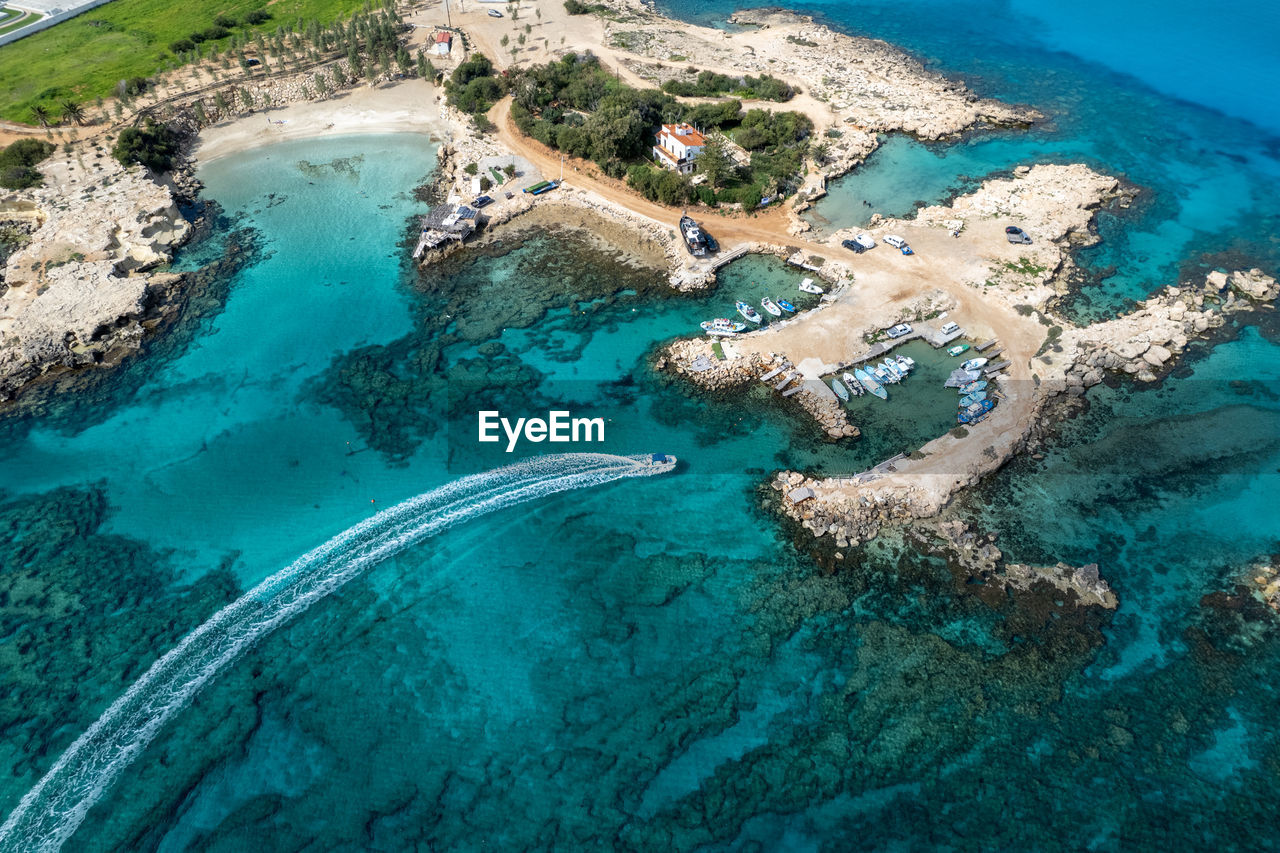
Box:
1005, 225, 1032, 244
886, 323, 913, 339
841, 238, 867, 254
487, 8, 503, 16
940, 321, 961, 336
884, 234, 907, 249
472, 195, 493, 208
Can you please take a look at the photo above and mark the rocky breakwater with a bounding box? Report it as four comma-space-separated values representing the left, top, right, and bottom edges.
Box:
1045, 268, 1278, 393
772, 470, 937, 551
915, 519, 1118, 609
658, 342, 858, 439
0, 149, 190, 401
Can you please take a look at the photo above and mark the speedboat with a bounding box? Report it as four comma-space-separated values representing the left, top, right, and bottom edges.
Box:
831, 378, 850, 401
947, 344, 970, 357
736, 301, 762, 324
896, 355, 915, 372
959, 391, 987, 407
761, 297, 782, 317
776, 298, 797, 313
644, 453, 677, 472
842, 372, 864, 396
957, 398, 996, 425
961, 357, 988, 371
855, 367, 887, 400
798, 277, 824, 295
959, 379, 988, 395
701, 318, 746, 336
880, 360, 902, 381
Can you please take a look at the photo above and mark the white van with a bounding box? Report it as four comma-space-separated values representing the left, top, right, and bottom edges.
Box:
940, 321, 960, 335
884, 234, 907, 249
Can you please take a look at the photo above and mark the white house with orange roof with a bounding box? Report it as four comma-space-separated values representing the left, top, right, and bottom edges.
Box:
652, 123, 707, 174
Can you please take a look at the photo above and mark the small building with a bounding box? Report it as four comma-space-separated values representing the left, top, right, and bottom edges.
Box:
434, 31, 452, 55
413, 203, 479, 258
653, 123, 706, 174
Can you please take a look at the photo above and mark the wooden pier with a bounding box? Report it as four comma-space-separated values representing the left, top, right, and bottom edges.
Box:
975, 339, 1000, 352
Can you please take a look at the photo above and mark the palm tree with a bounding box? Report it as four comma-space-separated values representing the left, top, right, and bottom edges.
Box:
59, 99, 85, 126
29, 104, 50, 128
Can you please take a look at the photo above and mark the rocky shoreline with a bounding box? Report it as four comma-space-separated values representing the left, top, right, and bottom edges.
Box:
0, 149, 191, 403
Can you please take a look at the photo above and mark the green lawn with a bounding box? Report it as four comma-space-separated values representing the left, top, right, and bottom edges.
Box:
0, 0, 366, 123
0, 8, 40, 36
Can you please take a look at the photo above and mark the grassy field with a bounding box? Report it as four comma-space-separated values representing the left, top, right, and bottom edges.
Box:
0, 0, 366, 124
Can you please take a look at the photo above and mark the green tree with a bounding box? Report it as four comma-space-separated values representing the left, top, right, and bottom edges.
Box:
59, 100, 85, 126
694, 133, 732, 189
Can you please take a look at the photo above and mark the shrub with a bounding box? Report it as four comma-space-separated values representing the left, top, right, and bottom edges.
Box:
213, 13, 238, 28
169, 38, 195, 54
0, 139, 55, 189
112, 119, 178, 173
479, 175, 492, 191
464, 162, 478, 175
564, 0, 603, 13
200, 25, 230, 41
244, 9, 271, 25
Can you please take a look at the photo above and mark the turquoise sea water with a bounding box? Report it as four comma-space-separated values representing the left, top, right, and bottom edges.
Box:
1, 0, 1280, 848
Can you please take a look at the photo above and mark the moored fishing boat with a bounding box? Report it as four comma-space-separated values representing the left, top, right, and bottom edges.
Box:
736, 301, 762, 324
896, 355, 915, 373
831, 378, 850, 401
700, 318, 747, 336
761, 297, 782, 317
959, 379, 988, 395
947, 344, 971, 357
777, 298, 797, 313
855, 367, 887, 400
798, 277, 824, 295
880, 360, 902, 381
961, 357, 989, 371
957, 398, 996, 424
842, 372, 864, 396
959, 391, 987, 407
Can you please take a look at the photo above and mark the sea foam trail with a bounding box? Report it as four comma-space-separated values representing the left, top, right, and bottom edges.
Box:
0, 453, 670, 851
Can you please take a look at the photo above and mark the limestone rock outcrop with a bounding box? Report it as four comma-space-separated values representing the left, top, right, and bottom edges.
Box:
0, 151, 190, 401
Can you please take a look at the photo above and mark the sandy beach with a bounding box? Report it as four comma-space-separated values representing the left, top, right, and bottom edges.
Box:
192, 78, 442, 164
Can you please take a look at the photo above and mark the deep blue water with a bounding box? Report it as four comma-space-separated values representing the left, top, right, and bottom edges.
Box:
0, 0, 1279, 848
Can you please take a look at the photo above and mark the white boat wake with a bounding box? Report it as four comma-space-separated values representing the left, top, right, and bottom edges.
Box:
0, 452, 673, 851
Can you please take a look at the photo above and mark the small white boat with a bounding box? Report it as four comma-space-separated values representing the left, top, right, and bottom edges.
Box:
736, 301, 762, 324
831, 378, 850, 401
842, 372, 864, 396
701, 318, 746, 336
880, 360, 902, 381
961, 357, 989, 371
896, 355, 915, 372
761, 297, 782, 317
798, 277, 824, 295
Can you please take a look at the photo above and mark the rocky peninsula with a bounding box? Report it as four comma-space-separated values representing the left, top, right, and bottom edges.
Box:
0, 149, 190, 402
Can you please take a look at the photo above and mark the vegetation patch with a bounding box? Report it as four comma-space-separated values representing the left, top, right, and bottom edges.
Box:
112, 118, 179, 173
510, 54, 812, 208
660, 69, 794, 101
0, 139, 55, 190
